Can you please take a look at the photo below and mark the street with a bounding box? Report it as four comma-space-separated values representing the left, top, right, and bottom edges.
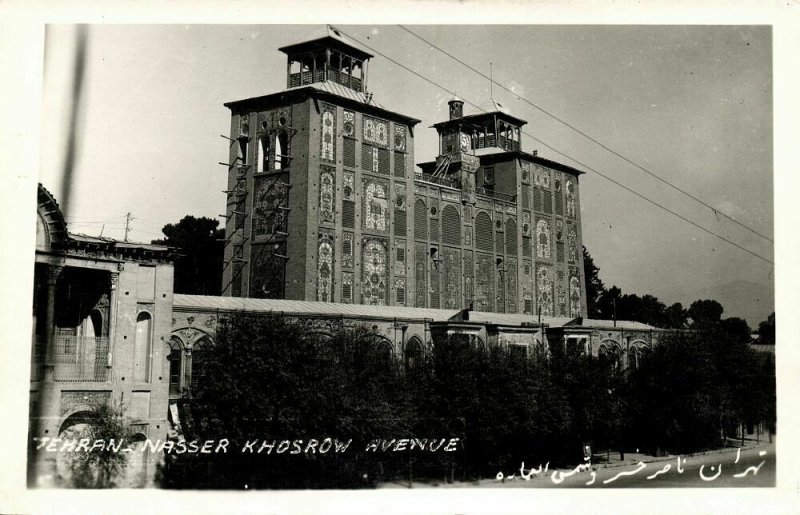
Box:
485, 444, 775, 488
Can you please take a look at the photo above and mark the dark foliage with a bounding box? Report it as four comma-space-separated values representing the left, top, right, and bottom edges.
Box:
152, 216, 224, 295
161, 313, 775, 488
688, 299, 725, 328
625, 326, 770, 454
583, 246, 605, 319
757, 312, 775, 345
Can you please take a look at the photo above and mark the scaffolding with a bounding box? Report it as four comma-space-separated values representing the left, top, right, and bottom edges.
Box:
219, 122, 297, 297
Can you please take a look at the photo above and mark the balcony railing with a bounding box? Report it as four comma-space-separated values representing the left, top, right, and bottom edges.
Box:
289, 70, 362, 91
418, 174, 459, 189
476, 187, 517, 203
48, 335, 110, 382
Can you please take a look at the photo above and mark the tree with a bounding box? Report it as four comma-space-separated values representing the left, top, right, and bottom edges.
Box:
622, 294, 667, 327
664, 302, 688, 329
626, 332, 723, 453
582, 246, 606, 318
164, 313, 412, 489
757, 312, 775, 345
688, 299, 724, 328
596, 285, 622, 321
152, 216, 224, 295
62, 402, 134, 488
720, 317, 752, 344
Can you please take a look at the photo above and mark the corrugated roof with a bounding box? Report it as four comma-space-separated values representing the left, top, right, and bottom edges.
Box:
468, 311, 574, 328
225, 81, 420, 125
473, 147, 506, 157
302, 81, 385, 110
582, 319, 657, 331
173, 295, 657, 331
69, 233, 171, 252
278, 26, 374, 60
174, 294, 460, 322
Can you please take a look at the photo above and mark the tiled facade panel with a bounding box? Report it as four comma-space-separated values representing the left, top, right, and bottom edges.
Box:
414, 242, 427, 308
223, 88, 586, 317
442, 247, 461, 309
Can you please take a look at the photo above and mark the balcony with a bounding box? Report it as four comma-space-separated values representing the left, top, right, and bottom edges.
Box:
288, 70, 362, 91
418, 174, 459, 189
476, 187, 517, 203
47, 335, 110, 382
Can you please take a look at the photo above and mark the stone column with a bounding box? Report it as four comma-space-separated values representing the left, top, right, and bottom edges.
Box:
106, 271, 119, 380
43, 265, 63, 382
37, 265, 63, 485
184, 348, 193, 397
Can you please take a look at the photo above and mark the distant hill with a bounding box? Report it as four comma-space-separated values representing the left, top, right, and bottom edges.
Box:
669, 280, 774, 329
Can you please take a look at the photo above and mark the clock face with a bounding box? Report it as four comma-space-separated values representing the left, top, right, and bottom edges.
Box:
460, 133, 471, 152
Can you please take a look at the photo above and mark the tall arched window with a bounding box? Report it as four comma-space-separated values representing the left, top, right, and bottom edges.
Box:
371, 335, 394, 369
167, 338, 182, 396
190, 338, 209, 394
627, 347, 639, 371
598, 341, 621, 368
475, 212, 493, 252
134, 312, 152, 383
441, 205, 461, 246
89, 309, 103, 337
414, 199, 427, 240
405, 336, 424, 370
275, 131, 289, 170
257, 136, 269, 172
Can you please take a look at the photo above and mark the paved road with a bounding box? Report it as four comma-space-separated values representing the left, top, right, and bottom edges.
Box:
487, 444, 775, 488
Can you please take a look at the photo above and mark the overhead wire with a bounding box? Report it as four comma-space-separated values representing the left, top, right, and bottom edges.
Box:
396, 24, 773, 245
331, 25, 773, 266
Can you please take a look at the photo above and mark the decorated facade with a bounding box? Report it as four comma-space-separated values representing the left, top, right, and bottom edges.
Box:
220, 28, 587, 318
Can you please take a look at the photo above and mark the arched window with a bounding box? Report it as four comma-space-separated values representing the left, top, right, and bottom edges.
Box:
505, 218, 517, 254
134, 312, 152, 383
475, 212, 493, 252
405, 336, 424, 369
370, 335, 394, 368
89, 309, 103, 337
441, 205, 461, 246
257, 136, 269, 172
167, 338, 182, 396
598, 341, 621, 368
627, 347, 639, 371
190, 337, 210, 394
275, 131, 289, 170
414, 199, 427, 240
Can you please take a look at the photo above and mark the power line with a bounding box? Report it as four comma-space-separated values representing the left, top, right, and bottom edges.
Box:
395, 25, 773, 245
124, 212, 132, 242
65, 214, 127, 223
332, 26, 773, 266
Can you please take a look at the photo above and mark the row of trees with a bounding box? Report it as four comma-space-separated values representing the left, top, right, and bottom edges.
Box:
583, 247, 771, 338
157, 312, 774, 489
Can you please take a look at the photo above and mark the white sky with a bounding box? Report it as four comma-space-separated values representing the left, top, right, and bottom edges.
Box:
39, 24, 774, 324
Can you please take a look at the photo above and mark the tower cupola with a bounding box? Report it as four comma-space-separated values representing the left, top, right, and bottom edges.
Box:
448, 96, 464, 120
279, 26, 373, 93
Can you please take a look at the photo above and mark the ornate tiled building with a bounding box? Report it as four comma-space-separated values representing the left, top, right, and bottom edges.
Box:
220, 28, 587, 319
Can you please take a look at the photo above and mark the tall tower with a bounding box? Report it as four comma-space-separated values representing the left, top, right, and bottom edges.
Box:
221, 27, 420, 304
417, 101, 588, 318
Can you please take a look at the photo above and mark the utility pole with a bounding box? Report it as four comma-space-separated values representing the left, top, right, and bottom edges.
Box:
612, 297, 617, 328
124, 212, 132, 242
